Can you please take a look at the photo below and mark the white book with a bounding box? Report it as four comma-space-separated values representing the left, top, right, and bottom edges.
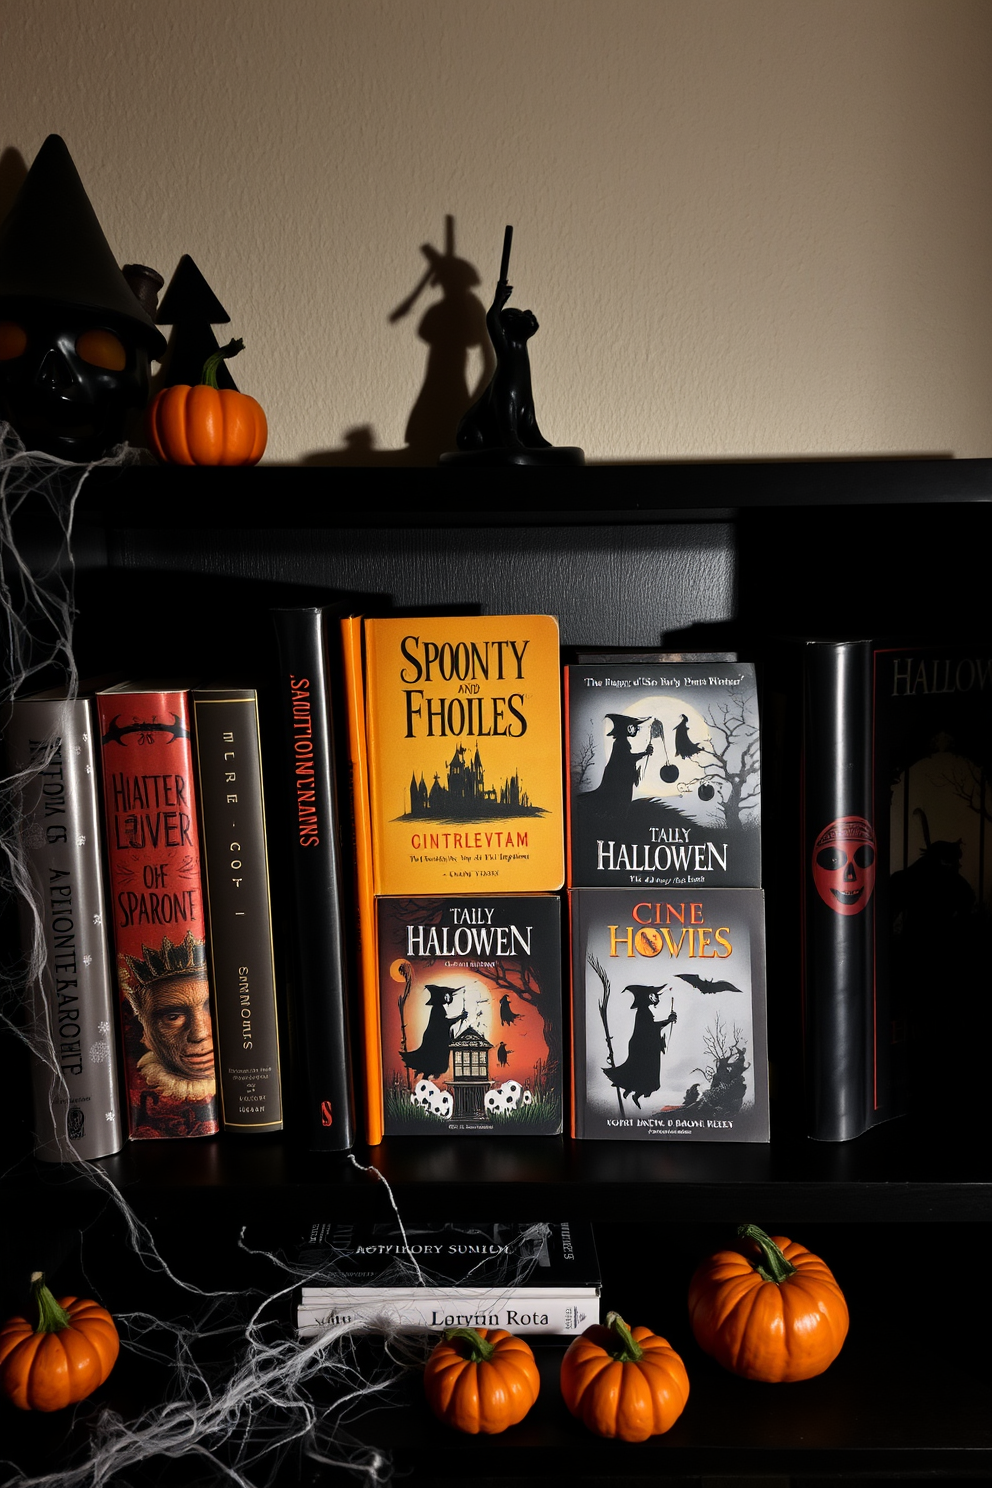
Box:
297, 1293, 598, 1337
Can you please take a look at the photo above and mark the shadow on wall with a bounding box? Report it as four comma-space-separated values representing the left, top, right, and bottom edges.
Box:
301, 214, 495, 468
0, 147, 27, 220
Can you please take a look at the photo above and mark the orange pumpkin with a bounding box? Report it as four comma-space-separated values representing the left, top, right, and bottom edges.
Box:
687, 1223, 849, 1382
560, 1312, 689, 1441
147, 338, 267, 466
0, 1272, 119, 1411
423, 1325, 540, 1434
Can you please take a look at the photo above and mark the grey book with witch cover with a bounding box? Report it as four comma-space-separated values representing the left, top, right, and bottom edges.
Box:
570, 886, 769, 1142
565, 660, 761, 889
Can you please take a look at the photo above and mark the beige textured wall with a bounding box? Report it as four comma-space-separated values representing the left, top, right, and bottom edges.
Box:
3, 0, 991, 464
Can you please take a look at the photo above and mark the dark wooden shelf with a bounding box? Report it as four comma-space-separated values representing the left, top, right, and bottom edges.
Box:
4, 456, 990, 1484
74, 454, 992, 529
6, 1114, 989, 1228
3, 1218, 989, 1486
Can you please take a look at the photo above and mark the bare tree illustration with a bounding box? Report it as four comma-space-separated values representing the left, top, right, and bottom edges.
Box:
693, 1011, 747, 1085
940, 755, 991, 829
471, 953, 561, 1089
573, 728, 597, 789
698, 691, 760, 828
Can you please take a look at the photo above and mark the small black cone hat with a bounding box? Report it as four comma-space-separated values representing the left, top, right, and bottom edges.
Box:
0, 135, 166, 356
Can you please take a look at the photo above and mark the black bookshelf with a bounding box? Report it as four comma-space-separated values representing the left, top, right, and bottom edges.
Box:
2, 460, 989, 1485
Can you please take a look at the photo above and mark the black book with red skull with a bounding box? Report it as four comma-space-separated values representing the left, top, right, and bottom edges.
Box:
564, 660, 761, 890
801, 639, 992, 1140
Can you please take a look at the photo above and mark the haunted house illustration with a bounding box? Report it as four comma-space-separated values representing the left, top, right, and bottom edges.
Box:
406, 742, 543, 819
448, 1024, 495, 1118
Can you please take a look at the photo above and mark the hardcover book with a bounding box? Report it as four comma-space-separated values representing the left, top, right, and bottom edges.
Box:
339, 615, 382, 1146
373, 893, 562, 1138
95, 681, 220, 1139
565, 660, 761, 889
570, 886, 769, 1141
191, 686, 283, 1133
271, 608, 355, 1151
363, 614, 565, 896
7, 689, 125, 1162
289, 1219, 599, 1337
801, 639, 991, 1140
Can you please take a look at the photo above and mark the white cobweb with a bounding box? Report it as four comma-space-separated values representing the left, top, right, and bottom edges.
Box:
0, 424, 548, 1486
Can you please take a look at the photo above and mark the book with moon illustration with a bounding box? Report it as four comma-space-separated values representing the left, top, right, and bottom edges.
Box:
373, 893, 562, 1138
565, 660, 760, 889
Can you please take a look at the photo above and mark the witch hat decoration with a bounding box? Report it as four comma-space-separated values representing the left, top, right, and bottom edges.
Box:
0, 135, 164, 354
155, 254, 238, 390
0, 135, 165, 458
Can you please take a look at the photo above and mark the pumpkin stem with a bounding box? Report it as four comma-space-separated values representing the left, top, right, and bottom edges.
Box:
737, 1224, 798, 1284
200, 338, 245, 389
603, 1311, 644, 1362
29, 1271, 73, 1334
443, 1326, 496, 1362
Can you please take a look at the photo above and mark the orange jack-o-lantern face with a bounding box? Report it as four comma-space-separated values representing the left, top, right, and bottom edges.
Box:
812, 815, 876, 916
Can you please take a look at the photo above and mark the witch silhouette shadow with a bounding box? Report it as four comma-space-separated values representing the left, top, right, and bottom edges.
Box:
301, 216, 493, 468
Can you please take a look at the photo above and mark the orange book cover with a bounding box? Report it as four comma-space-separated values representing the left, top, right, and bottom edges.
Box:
339, 615, 384, 1144
363, 614, 565, 896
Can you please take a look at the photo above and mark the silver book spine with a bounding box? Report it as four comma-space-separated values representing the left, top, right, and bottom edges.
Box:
10, 695, 124, 1162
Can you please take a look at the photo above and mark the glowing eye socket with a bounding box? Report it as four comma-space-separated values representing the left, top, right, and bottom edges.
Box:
0, 321, 28, 360
75, 328, 127, 371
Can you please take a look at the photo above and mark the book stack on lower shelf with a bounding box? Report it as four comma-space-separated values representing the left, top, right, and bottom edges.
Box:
291, 1218, 600, 1337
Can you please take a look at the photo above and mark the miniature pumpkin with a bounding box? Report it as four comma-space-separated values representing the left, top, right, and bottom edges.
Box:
147, 338, 267, 466
423, 1325, 540, 1434
0, 1272, 119, 1411
687, 1223, 849, 1383
559, 1311, 689, 1441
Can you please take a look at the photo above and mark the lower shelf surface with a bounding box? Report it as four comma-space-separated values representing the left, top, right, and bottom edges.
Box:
1, 1220, 988, 1486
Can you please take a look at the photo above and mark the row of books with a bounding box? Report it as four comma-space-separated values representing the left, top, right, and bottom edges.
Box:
8, 615, 773, 1159
16, 612, 973, 1155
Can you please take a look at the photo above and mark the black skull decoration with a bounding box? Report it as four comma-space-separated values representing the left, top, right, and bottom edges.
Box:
0, 135, 165, 461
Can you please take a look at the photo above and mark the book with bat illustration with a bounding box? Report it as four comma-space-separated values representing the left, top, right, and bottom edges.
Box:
569, 886, 769, 1141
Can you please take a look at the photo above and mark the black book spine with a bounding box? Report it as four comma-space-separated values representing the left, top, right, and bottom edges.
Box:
802, 639, 876, 1141
271, 609, 355, 1151
192, 688, 284, 1133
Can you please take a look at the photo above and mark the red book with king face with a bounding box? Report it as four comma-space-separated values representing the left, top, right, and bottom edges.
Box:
96, 682, 220, 1139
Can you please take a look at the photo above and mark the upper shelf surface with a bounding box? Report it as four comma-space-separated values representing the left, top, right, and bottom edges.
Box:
77, 456, 992, 528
